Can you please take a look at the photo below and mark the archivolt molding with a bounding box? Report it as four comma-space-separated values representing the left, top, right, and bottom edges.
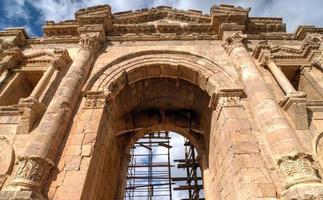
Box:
85, 50, 242, 98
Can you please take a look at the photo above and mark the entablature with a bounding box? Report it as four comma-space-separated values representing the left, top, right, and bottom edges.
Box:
2, 4, 323, 45
31, 4, 290, 43
253, 33, 323, 67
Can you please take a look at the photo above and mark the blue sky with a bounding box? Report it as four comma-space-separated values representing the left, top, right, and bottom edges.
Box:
1, 0, 323, 37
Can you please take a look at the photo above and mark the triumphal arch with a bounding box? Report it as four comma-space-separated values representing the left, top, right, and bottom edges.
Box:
1, 3, 323, 200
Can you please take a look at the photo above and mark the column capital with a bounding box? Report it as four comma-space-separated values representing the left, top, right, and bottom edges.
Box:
8, 156, 54, 193
84, 91, 114, 110
51, 48, 72, 70
221, 32, 246, 54
209, 89, 244, 111
78, 33, 101, 54
264, 54, 276, 65
278, 153, 321, 189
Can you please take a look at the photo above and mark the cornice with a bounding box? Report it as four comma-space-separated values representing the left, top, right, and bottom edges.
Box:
2, 4, 323, 44
253, 33, 323, 66
0, 48, 71, 72
0, 28, 27, 49
35, 4, 288, 43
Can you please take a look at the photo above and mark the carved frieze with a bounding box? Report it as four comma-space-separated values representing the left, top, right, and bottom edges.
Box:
11, 156, 54, 191
253, 33, 323, 67
23, 48, 71, 69
38, 4, 296, 43
278, 153, 321, 189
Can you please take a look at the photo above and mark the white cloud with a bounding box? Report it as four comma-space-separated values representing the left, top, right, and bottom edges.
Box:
3, 0, 32, 21
1, 0, 323, 35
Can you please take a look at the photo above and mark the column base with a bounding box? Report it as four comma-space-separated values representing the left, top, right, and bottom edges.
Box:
0, 190, 45, 200
280, 183, 323, 200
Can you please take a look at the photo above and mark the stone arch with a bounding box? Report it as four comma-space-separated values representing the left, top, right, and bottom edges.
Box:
116, 128, 207, 200
124, 127, 206, 160
85, 50, 241, 95
80, 50, 246, 199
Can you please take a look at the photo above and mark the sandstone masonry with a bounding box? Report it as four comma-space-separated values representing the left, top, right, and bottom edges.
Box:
0, 4, 323, 200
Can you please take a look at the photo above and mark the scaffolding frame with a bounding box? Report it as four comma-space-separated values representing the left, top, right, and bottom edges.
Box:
125, 131, 173, 200
172, 139, 204, 200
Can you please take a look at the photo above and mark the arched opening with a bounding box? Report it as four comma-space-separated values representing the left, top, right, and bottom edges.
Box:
124, 131, 204, 200
82, 76, 212, 199
79, 51, 246, 200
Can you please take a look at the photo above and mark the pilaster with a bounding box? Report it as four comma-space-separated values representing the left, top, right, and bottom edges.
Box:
208, 89, 277, 199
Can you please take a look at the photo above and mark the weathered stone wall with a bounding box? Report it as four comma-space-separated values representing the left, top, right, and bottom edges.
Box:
1, 4, 323, 200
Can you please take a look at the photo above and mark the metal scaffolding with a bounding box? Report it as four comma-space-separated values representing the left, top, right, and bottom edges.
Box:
125, 133, 204, 200
125, 131, 173, 200
172, 139, 204, 200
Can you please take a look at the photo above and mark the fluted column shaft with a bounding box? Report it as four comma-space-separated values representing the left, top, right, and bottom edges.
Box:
222, 33, 322, 193
7, 33, 101, 194
266, 59, 297, 95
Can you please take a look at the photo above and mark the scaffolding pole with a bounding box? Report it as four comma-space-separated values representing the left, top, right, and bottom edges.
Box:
172, 139, 204, 200
125, 131, 173, 200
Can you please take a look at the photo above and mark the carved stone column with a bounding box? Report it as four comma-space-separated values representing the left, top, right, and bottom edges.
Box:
264, 58, 308, 129
1, 32, 103, 199
265, 58, 305, 97
29, 61, 58, 101
222, 32, 323, 198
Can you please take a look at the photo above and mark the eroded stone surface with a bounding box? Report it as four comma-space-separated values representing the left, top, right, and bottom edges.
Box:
0, 3, 323, 200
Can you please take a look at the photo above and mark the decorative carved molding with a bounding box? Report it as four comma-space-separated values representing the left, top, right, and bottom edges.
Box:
23, 48, 71, 69
0, 39, 14, 51
0, 47, 71, 77
84, 91, 110, 109
11, 156, 54, 192
0, 47, 23, 74
209, 90, 244, 116
313, 56, 323, 71
38, 4, 290, 43
303, 33, 323, 44
0, 28, 27, 48
79, 34, 100, 53
253, 33, 323, 66
278, 153, 321, 189
221, 32, 246, 54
